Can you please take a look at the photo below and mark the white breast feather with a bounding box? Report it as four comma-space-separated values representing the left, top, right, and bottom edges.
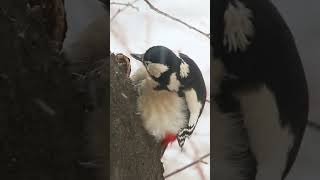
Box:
131, 66, 187, 140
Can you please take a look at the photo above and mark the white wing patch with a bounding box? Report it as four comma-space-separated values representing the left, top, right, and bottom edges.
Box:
224, 0, 254, 52
146, 63, 169, 78
172, 50, 190, 78
184, 88, 202, 127
236, 85, 294, 179
180, 62, 190, 78
167, 73, 181, 91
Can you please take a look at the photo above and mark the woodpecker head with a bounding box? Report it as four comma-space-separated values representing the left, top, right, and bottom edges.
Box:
131, 46, 191, 94
130, 46, 181, 79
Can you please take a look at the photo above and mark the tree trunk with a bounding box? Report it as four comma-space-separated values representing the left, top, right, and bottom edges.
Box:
110, 54, 165, 180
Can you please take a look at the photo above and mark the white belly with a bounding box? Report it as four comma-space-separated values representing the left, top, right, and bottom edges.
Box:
131, 66, 187, 140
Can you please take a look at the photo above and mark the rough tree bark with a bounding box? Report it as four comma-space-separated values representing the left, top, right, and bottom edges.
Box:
110, 54, 165, 180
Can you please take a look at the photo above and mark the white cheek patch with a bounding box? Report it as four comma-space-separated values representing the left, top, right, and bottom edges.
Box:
146, 63, 169, 78
167, 73, 181, 91
180, 62, 190, 78
184, 88, 202, 127
224, 0, 254, 52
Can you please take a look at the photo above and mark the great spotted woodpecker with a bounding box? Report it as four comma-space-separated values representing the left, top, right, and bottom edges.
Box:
130, 46, 207, 149
213, 0, 309, 180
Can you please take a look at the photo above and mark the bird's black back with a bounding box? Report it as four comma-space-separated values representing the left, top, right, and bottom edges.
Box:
177, 53, 207, 117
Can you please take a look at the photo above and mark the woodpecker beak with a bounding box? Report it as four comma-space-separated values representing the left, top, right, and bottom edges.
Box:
130, 53, 144, 62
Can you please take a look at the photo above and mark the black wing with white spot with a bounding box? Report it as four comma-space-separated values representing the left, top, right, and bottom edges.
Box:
176, 53, 207, 148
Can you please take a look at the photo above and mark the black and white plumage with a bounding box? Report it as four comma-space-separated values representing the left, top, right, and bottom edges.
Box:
130, 46, 207, 148
213, 0, 309, 180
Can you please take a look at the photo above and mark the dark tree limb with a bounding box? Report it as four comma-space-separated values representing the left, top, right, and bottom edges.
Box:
110, 2, 139, 11
110, 0, 140, 22
143, 0, 210, 39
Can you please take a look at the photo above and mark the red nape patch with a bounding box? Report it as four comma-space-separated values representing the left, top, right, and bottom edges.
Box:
161, 134, 177, 147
